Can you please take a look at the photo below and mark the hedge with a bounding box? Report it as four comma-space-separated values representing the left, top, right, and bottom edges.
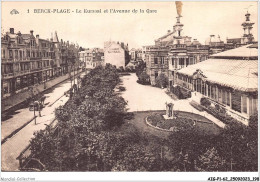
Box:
190, 100, 204, 112
199, 97, 239, 125
171, 86, 191, 99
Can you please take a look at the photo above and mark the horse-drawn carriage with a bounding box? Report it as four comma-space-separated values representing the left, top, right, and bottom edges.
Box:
28, 96, 46, 111
29, 101, 43, 111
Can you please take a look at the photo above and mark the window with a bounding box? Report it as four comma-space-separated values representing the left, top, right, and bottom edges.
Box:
186, 58, 189, 66
242, 96, 247, 114
218, 88, 222, 103
222, 90, 226, 105
9, 50, 13, 59
19, 50, 22, 59
154, 57, 158, 64
227, 91, 230, 106
2, 50, 5, 58
15, 50, 18, 59
211, 86, 215, 100
27, 51, 30, 58
161, 57, 164, 64
189, 57, 193, 65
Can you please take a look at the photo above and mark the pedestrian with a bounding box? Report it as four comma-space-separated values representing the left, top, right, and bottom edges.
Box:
39, 109, 42, 117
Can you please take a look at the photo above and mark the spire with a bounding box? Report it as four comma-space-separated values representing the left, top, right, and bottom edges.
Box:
50, 32, 53, 42
53, 31, 59, 42
241, 10, 254, 43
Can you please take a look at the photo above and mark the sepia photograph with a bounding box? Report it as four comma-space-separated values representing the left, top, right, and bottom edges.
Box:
1, 0, 259, 181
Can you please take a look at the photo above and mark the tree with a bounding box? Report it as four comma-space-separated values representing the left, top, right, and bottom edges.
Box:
30, 64, 128, 171
197, 147, 227, 171
136, 60, 146, 77
168, 127, 214, 171
111, 144, 160, 171
155, 73, 168, 88
214, 116, 258, 171
137, 71, 150, 85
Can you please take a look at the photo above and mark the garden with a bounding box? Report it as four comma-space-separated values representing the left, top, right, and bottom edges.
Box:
146, 111, 220, 135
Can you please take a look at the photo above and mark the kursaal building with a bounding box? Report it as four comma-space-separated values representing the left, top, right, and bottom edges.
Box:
177, 44, 258, 124
174, 11, 258, 124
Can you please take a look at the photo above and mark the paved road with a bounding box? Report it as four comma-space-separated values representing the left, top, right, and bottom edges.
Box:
120, 73, 225, 127
1, 75, 83, 171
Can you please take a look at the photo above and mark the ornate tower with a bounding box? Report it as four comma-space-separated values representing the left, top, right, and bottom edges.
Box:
241, 11, 255, 43
173, 16, 183, 37
173, 16, 184, 45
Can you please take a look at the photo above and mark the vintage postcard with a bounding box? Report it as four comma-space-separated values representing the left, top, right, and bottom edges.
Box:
1, 1, 259, 181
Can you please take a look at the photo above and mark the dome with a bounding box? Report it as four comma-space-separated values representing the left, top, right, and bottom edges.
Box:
205, 35, 222, 45
191, 39, 201, 46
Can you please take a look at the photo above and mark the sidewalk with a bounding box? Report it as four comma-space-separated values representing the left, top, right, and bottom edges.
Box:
1, 91, 69, 171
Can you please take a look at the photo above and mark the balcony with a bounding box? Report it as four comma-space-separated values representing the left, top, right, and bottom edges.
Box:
13, 70, 31, 76
146, 46, 169, 52
172, 44, 186, 50
187, 45, 209, 51
1, 58, 14, 63
2, 73, 14, 79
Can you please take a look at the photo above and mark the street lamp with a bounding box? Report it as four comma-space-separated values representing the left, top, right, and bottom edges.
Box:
34, 103, 37, 125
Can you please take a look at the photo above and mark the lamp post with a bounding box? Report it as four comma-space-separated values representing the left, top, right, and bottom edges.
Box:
34, 103, 36, 125
43, 72, 46, 89
73, 63, 75, 86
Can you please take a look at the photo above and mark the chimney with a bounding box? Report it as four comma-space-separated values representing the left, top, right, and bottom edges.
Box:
36, 34, 39, 44
10, 28, 14, 34
30, 30, 34, 36
121, 42, 124, 48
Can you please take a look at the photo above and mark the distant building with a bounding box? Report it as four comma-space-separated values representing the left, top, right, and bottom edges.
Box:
79, 48, 104, 70
176, 44, 258, 124
127, 48, 143, 69
104, 41, 130, 68
225, 11, 256, 50
205, 35, 225, 54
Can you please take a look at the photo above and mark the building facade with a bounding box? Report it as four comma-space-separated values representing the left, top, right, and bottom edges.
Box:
79, 48, 104, 70
176, 44, 258, 124
145, 16, 210, 86
1, 28, 80, 99
104, 41, 130, 68
127, 48, 143, 69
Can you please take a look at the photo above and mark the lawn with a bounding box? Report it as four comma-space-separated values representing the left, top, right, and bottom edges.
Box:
146, 111, 221, 135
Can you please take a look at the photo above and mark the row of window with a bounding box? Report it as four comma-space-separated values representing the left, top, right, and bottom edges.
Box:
182, 77, 253, 115
152, 56, 207, 66
2, 60, 50, 74
2, 49, 55, 59
154, 57, 166, 65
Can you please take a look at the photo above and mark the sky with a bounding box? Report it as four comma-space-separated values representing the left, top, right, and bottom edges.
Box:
2, 1, 258, 49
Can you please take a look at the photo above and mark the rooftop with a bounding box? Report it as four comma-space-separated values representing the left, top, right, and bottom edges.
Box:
211, 44, 258, 58
178, 58, 258, 92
